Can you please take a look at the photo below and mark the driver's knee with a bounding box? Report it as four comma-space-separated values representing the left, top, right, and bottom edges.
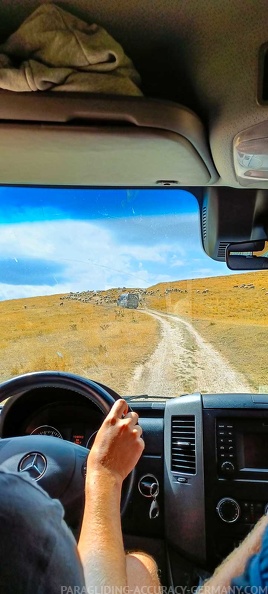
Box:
126, 551, 161, 592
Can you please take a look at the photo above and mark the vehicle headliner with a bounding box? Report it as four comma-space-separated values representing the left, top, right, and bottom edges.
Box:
0, 0, 267, 190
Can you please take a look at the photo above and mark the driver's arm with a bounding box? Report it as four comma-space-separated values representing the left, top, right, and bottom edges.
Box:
199, 514, 268, 594
78, 399, 160, 591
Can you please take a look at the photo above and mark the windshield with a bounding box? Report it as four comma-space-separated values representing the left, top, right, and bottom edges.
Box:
0, 187, 265, 397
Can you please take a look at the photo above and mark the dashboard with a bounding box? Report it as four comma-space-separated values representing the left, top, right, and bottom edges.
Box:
23, 401, 103, 449
0, 386, 105, 446
1, 377, 268, 584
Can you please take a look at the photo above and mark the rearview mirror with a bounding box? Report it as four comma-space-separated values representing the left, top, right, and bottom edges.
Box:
226, 240, 268, 270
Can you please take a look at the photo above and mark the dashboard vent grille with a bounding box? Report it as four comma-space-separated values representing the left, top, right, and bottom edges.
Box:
217, 241, 229, 259
202, 206, 207, 239
171, 415, 196, 474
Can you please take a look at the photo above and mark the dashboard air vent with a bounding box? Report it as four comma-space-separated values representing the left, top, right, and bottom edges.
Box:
217, 241, 229, 260
171, 415, 196, 474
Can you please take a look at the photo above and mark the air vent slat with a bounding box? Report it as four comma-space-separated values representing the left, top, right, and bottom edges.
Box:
173, 431, 194, 441
172, 451, 196, 458
202, 206, 207, 240
172, 451, 195, 456
217, 242, 229, 259
172, 427, 194, 431
174, 463, 195, 471
172, 461, 195, 466
172, 432, 195, 437
173, 457, 195, 470
172, 454, 196, 459
172, 444, 195, 448
171, 415, 196, 474
172, 438, 195, 443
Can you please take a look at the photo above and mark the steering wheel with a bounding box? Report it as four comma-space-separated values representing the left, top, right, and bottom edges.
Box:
0, 371, 135, 527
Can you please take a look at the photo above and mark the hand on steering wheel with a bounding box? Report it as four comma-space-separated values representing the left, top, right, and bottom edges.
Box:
87, 399, 144, 484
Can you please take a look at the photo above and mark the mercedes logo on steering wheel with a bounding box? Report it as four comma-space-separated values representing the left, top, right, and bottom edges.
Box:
18, 452, 47, 481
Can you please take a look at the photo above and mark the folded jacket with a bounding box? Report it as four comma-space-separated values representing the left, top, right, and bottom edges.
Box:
0, 3, 143, 95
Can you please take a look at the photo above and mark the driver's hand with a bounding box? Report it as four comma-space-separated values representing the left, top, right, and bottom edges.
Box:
86, 399, 144, 483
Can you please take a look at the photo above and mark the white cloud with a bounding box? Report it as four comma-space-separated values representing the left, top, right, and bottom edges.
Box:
0, 220, 180, 299
0, 282, 71, 301
170, 254, 185, 267
0, 220, 180, 264
0, 217, 226, 301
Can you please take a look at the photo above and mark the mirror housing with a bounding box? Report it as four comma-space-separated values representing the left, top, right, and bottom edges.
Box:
226, 240, 268, 270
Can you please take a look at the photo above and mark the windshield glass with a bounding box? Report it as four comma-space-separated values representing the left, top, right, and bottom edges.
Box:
0, 187, 265, 397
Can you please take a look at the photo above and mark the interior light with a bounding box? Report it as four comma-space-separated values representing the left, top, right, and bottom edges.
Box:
234, 121, 268, 184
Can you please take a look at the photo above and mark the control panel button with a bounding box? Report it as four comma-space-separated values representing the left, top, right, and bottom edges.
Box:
240, 501, 265, 523
221, 461, 235, 476
255, 502, 263, 512
216, 498, 240, 523
255, 503, 264, 518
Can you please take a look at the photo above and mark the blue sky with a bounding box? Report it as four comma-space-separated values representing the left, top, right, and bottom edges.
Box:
0, 187, 231, 301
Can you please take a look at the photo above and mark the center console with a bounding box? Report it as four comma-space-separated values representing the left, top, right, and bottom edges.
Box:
203, 394, 268, 567
164, 393, 268, 572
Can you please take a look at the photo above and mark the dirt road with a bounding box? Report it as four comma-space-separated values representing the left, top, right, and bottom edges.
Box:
126, 310, 252, 396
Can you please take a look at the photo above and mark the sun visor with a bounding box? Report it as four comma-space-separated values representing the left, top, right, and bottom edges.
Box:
0, 93, 218, 186
201, 187, 268, 261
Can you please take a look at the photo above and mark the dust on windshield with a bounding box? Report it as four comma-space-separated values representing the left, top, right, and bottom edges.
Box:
0, 188, 266, 397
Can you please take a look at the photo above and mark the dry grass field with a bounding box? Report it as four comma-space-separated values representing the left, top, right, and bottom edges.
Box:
144, 271, 268, 391
0, 270, 267, 394
0, 292, 159, 394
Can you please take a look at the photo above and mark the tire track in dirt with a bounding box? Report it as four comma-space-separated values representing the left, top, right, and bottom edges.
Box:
126, 310, 252, 397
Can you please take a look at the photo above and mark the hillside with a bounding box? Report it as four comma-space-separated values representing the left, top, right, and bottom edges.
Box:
144, 271, 268, 391
0, 292, 159, 392
145, 271, 268, 322
0, 270, 267, 393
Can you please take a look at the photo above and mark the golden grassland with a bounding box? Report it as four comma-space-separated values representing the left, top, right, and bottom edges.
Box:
145, 271, 268, 391
0, 294, 159, 393
0, 270, 267, 393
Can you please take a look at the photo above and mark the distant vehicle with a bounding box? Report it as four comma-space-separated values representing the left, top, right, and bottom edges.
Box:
117, 292, 139, 309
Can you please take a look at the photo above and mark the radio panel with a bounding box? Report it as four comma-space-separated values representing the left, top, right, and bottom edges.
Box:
203, 406, 268, 567
216, 417, 268, 480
